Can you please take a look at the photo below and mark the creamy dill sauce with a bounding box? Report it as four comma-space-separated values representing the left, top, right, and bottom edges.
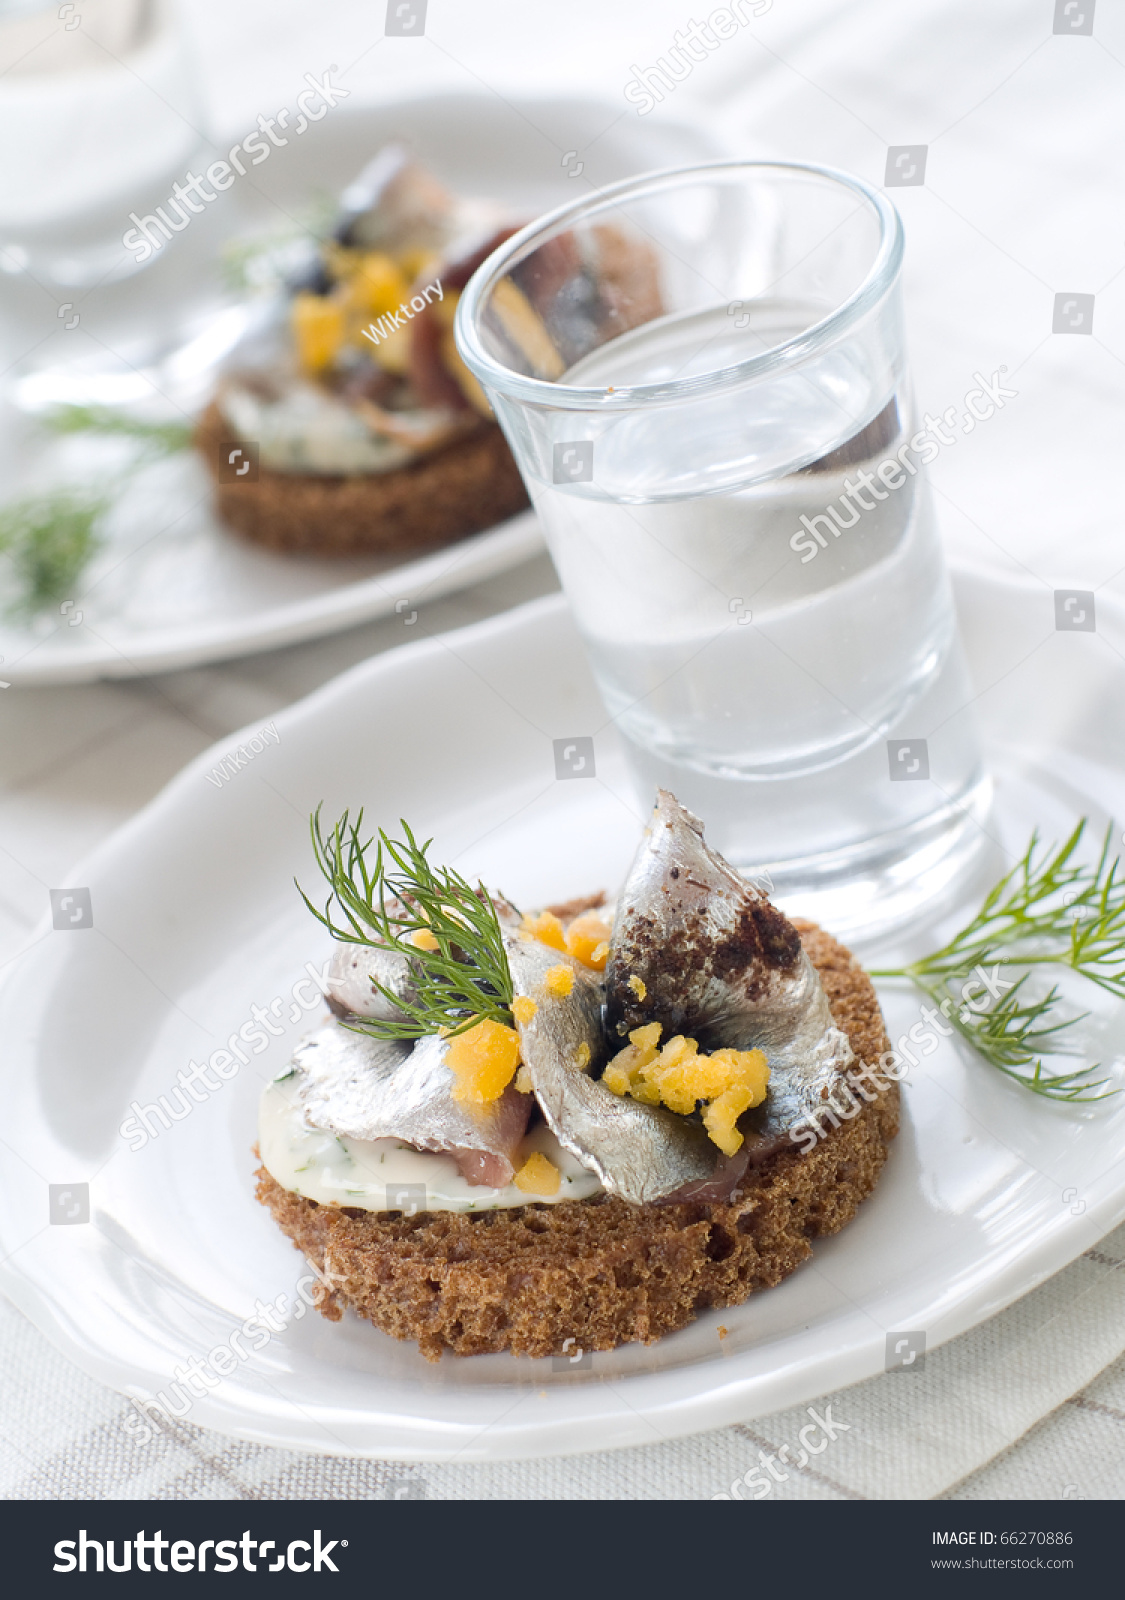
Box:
259, 1077, 603, 1213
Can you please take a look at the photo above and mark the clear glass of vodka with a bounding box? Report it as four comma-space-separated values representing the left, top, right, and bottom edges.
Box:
455, 161, 990, 936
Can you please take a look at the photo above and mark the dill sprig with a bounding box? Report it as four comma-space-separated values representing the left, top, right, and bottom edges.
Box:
298, 806, 515, 1040
872, 820, 1122, 1101
45, 403, 193, 455
0, 406, 193, 616
0, 490, 107, 615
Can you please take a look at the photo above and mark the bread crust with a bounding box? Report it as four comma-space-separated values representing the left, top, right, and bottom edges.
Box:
195, 400, 529, 557
255, 922, 898, 1360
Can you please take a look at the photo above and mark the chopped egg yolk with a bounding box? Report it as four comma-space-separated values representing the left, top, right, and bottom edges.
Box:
627, 975, 647, 1001
522, 910, 567, 951
565, 911, 612, 970
345, 251, 409, 318
544, 964, 575, 999
410, 928, 439, 952
513, 1151, 561, 1196
445, 1018, 521, 1105
574, 1041, 591, 1070
291, 293, 345, 373
602, 1023, 769, 1155
511, 995, 538, 1025
525, 907, 612, 971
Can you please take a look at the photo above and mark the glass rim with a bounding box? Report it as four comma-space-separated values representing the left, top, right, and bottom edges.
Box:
454, 158, 903, 412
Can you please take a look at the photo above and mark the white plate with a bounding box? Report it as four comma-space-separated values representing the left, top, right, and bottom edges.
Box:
2, 569, 1124, 1462
0, 96, 719, 685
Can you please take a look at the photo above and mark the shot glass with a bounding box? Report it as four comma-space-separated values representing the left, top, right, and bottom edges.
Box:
0, 0, 205, 286
455, 161, 989, 935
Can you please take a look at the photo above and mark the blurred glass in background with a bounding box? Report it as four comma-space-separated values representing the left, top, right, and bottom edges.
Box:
0, 0, 205, 287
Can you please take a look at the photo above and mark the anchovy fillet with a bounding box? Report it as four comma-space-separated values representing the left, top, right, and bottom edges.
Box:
605, 791, 855, 1160
506, 937, 717, 1205
324, 939, 419, 1021
291, 1024, 528, 1170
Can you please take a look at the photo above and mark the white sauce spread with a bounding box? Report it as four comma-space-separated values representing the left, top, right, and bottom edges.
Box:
220, 384, 414, 476
259, 1076, 603, 1213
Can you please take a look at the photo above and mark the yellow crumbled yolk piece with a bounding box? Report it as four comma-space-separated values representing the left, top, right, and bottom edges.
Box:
513, 1151, 561, 1196
514, 1064, 533, 1094
566, 912, 612, 970
511, 995, 538, 1025
523, 910, 567, 951
544, 964, 575, 999
410, 928, 439, 951
603, 1023, 769, 1155
627, 975, 647, 1001
445, 1018, 521, 1105
703, 1083, 761, 1158
291, 292, 345, 373
601, 1021, 662, 1101
574, 1041, 591, 1070
345, 251, 409, 318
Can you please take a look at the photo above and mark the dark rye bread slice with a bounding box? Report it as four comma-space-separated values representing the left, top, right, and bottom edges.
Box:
255, 921, 898, 1360
195, 399, 529, 557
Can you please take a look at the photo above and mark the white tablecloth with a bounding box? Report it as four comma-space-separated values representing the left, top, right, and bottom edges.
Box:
2, 0, 1124, 1499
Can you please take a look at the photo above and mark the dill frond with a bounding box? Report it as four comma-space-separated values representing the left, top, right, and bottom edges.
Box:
297, 806, 515, 1041
0, 490, 106, 614
872, 821, 1122, 1101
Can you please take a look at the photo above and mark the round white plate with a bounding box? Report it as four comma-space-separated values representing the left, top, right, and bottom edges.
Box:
2, 569, 1124, 1461
0, 95, 719, 685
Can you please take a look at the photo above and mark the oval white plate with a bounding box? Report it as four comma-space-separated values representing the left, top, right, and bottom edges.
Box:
1, 570, 1124, 1461
0, 95, 719, 685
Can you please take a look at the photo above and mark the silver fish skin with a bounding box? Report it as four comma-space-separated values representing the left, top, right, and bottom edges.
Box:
506, 936, 718, 1205
324, 891, 521, 1021
339, 144, 458, 255
324, 939, 418, 1021
290, 1023, 530, 1176
605, 791, 855, 1160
